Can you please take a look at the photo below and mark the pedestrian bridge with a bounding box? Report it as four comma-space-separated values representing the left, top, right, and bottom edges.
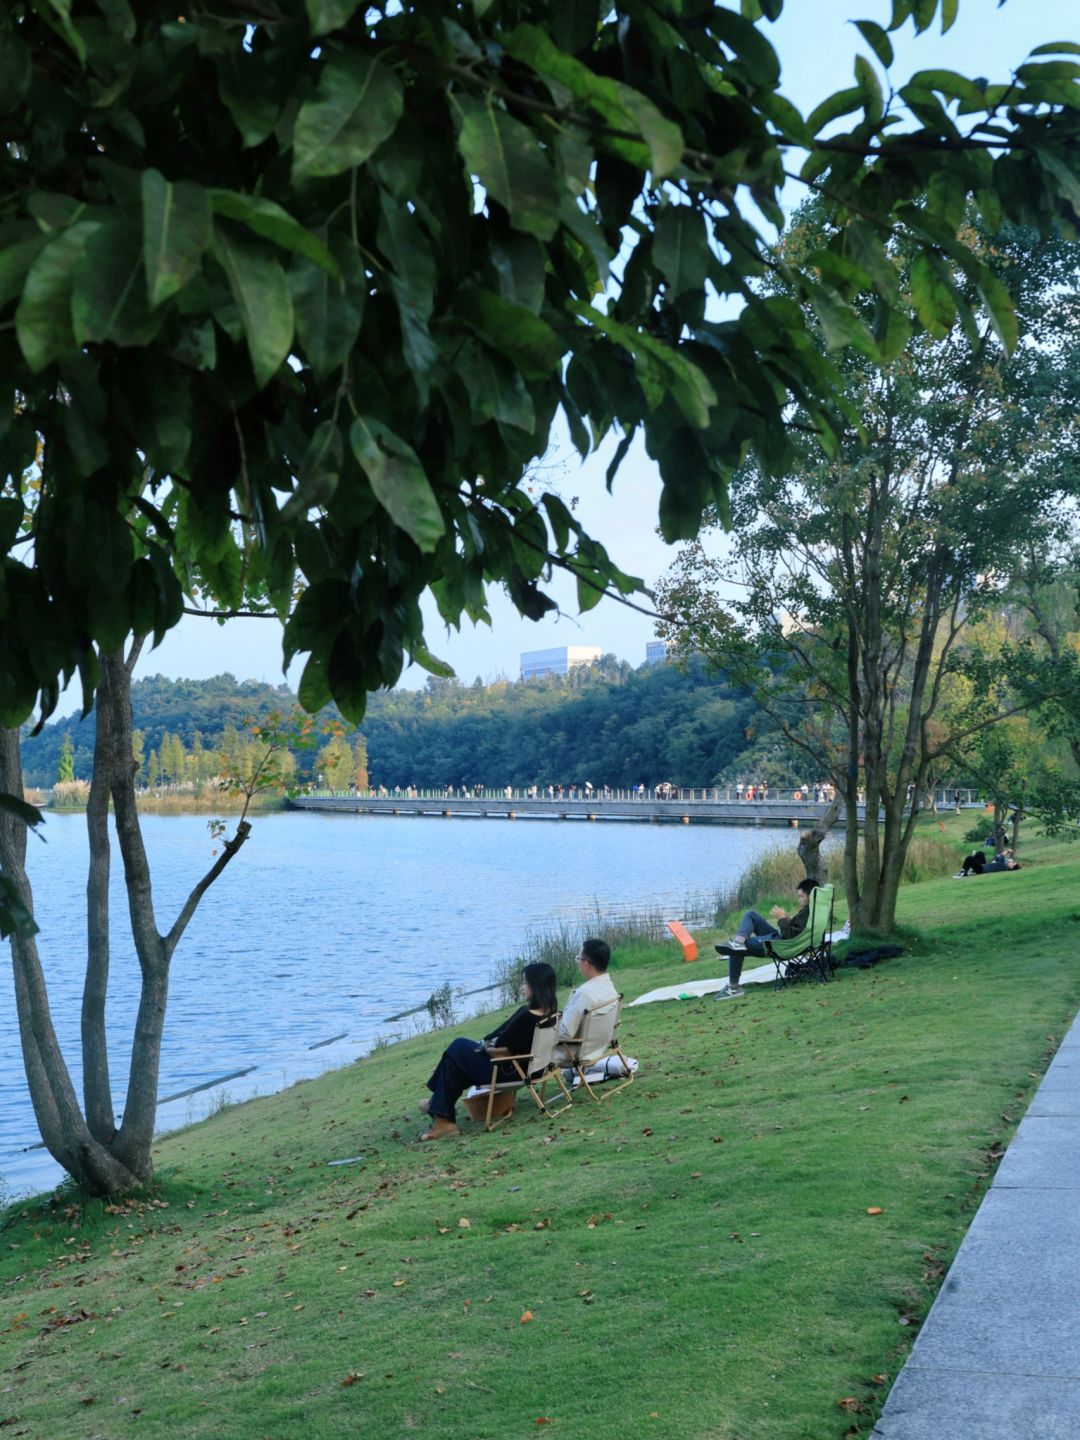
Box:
287, 792, 868, 827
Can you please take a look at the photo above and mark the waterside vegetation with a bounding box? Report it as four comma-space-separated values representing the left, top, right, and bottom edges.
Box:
2, 820, 1077, 1438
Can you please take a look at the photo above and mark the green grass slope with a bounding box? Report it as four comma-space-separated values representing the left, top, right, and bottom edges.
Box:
2, 832, 1079, 1440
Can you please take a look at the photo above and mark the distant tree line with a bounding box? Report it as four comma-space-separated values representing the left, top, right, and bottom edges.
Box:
21, 660, 765, 792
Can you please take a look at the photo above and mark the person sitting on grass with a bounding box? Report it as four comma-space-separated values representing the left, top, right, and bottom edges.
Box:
713, 877, 820, 999
554, 937, 618, 1069
418, 962, 558, 1141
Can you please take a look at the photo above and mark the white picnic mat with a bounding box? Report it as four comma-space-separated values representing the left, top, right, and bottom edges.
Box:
629, 961, 777, 1006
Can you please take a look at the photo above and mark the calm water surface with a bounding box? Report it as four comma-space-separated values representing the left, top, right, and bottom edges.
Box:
1, 811, 779, 1194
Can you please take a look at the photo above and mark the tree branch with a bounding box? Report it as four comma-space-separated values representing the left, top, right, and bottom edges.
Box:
165, 821, 252, 958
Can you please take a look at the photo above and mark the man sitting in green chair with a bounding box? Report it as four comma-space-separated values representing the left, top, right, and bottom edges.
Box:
713, 877, 820, 999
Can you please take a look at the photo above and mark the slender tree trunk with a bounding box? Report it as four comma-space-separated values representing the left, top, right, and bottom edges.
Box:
1, 728, 140, 1194
798, 794, 841, 882
82, 657, 118, 1144
4, 642, 253, 1196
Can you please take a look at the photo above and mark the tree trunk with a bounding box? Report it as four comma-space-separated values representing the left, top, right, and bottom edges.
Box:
3, 642, 253, 1196
1, 728, 142, 1195
798, 794, 841, 882
82, 656, 118, 1144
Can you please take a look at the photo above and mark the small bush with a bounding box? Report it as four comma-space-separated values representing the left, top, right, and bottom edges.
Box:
902, 836, 961, 884
712, 844, 811, 923
489, 906, 671, 1007
424, 981, 458, 1030
50, 779, 91, 809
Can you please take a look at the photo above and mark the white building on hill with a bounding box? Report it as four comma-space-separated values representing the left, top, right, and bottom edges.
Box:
520, 645, 602, 680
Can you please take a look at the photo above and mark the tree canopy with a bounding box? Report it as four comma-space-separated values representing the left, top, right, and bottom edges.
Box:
2, 0, 1079, 733
658, 213, 1080, 928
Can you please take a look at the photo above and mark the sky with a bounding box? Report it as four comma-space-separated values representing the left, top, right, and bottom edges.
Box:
63, 0, 1079, 713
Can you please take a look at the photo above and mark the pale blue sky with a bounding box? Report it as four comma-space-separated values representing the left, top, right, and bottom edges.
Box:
64, 0, 1078, 713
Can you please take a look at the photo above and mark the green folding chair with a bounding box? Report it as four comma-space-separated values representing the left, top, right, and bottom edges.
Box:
764, 883, 835, 987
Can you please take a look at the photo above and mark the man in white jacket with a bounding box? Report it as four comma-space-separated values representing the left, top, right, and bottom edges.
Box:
555, 938, 618, 1067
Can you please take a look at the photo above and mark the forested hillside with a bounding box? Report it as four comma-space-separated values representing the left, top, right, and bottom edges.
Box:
20, 661, 767, 791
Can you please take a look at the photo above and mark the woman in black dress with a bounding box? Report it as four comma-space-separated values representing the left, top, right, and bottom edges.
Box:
419, 961, 558, 1141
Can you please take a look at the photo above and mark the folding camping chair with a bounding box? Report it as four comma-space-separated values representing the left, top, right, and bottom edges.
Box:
764, 884, 835, 987
462, 1016, 574, 1131
559, 995, 635, 1102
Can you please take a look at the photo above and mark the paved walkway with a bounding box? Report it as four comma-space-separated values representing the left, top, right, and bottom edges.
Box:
872, 1011, 1080, 1439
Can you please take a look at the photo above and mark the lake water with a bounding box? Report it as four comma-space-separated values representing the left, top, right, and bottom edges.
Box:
0, 811, 781, 1196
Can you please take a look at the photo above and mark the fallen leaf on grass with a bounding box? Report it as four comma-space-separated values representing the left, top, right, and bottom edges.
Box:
837, 1397, 861, 1411
458, 1218, 471, 1229
340, 1372, 364, 1387
586, 1213, 614, 1229
870, 1373, 889, 1386
392, 1280, 407, 1288
520, 1310, 534, 1324
866, 1207, 884, 1216
535, 1420, 549, 1426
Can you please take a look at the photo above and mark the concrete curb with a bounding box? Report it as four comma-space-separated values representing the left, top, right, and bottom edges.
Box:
872, 1013, 1080, 1439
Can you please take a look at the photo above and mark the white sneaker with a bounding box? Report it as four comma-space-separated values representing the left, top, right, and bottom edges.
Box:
727, 936, 748, 950
714, 984, 745, 999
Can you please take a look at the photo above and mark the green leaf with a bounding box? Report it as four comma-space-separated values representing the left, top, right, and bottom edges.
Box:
854, 19, 893, 67
1035, 148, 1080, 222
844, 219, 899, 302
0, 235, 48, 308
0, 792, 45, 829
15, 222, 101, 371
808, 282, 859, 350
208, 191, 340, 277
940, 0, 958, 33
874, 302, 912, 362
217, 53, 281, 148
292, 51, 403, 180
375, 195, 438, 394
0, 34, 31, 113
290, 236, 365, 380
853, 55, 883, 118
456, 342, 536, 432
614, 83, 684, 179
411, 640, 456, 679
653, 205, 709, 299
305, 0, 361, 35
298, 650, 333, 712
72, 219, 162, 346
1030, 41, 1080, 57
805, 86, 863, 136
0, 874, 39, 941
454, 289, 563, 380
976, 268, 1018, 353
910, 253, 955, 338
906, 69, 986, 107
454, 94, 560, 241
575, 565, 605, 613
572, 301, 716, 429
350, 416, 446, 552
212, 225, 294, 389
30, 0, 86, 61
506, 25, 683, 178
142, 169, 212, 308
709, 7, 781, 88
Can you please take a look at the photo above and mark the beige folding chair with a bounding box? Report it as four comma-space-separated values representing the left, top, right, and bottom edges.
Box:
560, 995, 634, 1102
463, 1016, 574, 1131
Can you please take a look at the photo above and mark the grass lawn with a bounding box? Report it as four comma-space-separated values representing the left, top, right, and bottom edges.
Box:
2, 823, 1079, 1440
